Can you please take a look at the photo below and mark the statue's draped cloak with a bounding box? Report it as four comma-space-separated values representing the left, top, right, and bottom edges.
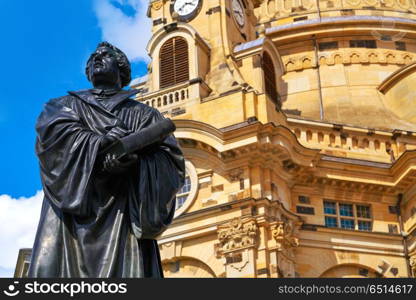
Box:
28, 90, 185, 278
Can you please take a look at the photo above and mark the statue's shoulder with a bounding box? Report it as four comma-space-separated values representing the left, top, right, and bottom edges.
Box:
123, 97, 161, 116
37, 93, 81, 122
46, 90, 86, 107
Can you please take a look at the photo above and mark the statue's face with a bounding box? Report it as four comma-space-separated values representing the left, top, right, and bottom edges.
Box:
88, 46, 121, 87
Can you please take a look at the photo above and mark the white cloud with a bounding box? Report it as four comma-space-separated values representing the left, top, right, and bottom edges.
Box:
0, 191, 43, 277
93, 0, 152, 62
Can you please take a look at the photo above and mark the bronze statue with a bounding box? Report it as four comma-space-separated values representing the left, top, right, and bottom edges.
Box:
28, 42, 185, 278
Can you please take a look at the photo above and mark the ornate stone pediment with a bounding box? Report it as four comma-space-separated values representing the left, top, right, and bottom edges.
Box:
216, 218, 258, 255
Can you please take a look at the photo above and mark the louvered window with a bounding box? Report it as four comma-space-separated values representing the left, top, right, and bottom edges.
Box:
262, 52, 279, 106
159, 37, 189, 89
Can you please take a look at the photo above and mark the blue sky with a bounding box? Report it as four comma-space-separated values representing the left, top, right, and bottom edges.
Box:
0, 0, 151, 277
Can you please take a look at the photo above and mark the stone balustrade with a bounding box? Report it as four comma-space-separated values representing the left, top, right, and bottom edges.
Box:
288, 121, 416, 162
140, 83, 189, 110
137, 82, 190, 118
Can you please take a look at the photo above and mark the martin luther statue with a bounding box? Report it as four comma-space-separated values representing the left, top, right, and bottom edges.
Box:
28, 42, 185, 278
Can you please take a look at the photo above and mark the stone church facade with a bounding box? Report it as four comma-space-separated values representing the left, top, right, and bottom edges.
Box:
15, 0, 416, 278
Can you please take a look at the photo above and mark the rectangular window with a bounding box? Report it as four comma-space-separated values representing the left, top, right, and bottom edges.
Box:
395, 41, 406, 51
323, 200, 372, 231
388, 205, 398, 214
325, 216, 338, 228
340, 218, 355, 230
296, 206, 315, 215
324, 201, 337, 215
356, 205, 371, 218
350, 40, 377, 48
358, 220, 372, 231
339, 203, 353, 217
298, 195, 310, 204
318, 41, 339, 51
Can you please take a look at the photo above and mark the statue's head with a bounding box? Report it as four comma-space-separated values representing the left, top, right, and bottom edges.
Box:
85, 42, 131, 88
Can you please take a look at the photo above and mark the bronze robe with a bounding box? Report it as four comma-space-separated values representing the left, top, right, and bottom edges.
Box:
28, 89, 185, 278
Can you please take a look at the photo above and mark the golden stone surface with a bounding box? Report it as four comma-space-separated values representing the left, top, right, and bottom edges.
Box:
134, 0, 416, 278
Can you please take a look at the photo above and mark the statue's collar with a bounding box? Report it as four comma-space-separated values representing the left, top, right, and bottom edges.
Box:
68, 88, 140, 111
90, 88, 120, 97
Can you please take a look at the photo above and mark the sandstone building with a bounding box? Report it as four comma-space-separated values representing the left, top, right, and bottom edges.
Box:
15, 0, 416, 278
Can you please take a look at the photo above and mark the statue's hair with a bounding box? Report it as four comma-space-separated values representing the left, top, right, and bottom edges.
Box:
85, 42, 131, 87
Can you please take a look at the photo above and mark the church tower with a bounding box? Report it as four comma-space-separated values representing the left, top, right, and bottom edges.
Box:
12, 0, 416, 279
129, 0, 416, 277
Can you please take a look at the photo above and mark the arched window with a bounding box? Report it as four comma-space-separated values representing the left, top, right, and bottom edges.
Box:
159, 37, 189, 89
262, 52, 279, 106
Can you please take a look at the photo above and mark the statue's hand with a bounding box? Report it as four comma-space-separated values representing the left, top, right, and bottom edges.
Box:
100, 127, 131, 150
106, 126, 131, 139
99, 135, 117, 150
102, 153, 138, 174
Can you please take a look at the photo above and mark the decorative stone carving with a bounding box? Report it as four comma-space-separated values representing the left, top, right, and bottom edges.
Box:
271, 222, 299, 250
269, 218, 300, 277
152, 0, 163, 10
228, 251, 250, 272
159, 241, 183, 262
227, 168, 244, 182
410, 256, 416, 277
283, 50, 414, 72
376, 259, 397, 276
216, 218, 258, 254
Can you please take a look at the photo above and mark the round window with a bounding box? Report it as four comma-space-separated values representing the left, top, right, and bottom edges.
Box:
174, 160, 198, 217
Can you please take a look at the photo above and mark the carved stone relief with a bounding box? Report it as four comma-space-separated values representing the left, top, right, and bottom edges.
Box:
410, 256, 416, 277
216, 218, 258, 254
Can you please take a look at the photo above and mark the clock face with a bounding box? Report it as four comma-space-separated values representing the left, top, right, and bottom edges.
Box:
232, 0, 245, 27
174, 0, 200, 16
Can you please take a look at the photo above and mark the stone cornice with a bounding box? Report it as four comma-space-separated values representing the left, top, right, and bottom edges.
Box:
266, 16, 416, 40
174, 119, 320, 167
175, 119, 416, 192
282, 49, 415, 72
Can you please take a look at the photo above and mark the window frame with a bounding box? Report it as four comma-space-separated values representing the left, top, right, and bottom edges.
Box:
159, 36, 190, 89
176, 175, 191, 210
174, 160, 199, 218
262, 51, 280, 107
323, 200, 372, 231
349, 39, 377, 49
